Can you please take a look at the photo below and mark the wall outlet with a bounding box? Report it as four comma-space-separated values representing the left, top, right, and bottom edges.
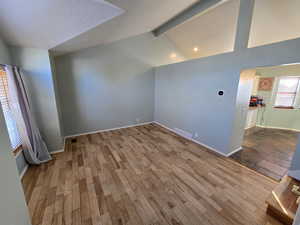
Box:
135, 118, 141, 123
193, 132, 199, 139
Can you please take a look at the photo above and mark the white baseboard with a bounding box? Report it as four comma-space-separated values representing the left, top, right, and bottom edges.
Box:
257, 125, 300, 133
57, 121, 241, 159
153, 121, 238, 157
64, 121, 154, 140
50, 149, 64, 155
19, 164, 29, 180
245, 125, 256, 130
227, 147, 243, 157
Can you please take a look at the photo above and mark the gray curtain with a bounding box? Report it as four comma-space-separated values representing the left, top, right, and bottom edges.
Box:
5, 65, 52, 164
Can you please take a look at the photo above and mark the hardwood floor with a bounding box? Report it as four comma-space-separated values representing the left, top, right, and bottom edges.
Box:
22, 123, 283, 225
230, 127, 298, 181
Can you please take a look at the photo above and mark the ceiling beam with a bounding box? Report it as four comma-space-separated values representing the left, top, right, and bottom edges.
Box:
152, 0, 225, 37
234, 0, 255, 51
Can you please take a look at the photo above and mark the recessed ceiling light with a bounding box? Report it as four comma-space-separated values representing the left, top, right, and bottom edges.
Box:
193, 47, 199, 52
170, 53, 177, 58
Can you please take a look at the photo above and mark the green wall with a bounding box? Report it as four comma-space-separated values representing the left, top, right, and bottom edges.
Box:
256, 64, 300, 131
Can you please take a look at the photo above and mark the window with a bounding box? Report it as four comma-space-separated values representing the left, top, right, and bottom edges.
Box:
0, 68, 21, 149
274, 76, 300, 109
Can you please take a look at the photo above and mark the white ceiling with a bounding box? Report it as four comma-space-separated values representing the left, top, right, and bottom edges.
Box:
1, 0, 300, 57
51, 0, 300, 55
249, 0, 300, 48
164, 0, 239, 60
158, 0, 300, 60
51, 0, 199, 55
0, 0, 124, 50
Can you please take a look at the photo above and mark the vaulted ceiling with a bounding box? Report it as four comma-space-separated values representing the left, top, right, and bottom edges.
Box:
0, 0, 124, 49
0, 0, 198, 54
164, 0, 239, 60
52, 0, 199, 55
2, 0, 299, 56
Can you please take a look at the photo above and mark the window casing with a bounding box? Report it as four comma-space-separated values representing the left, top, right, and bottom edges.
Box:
274, 76, 300, 109
0, 68, 22, 149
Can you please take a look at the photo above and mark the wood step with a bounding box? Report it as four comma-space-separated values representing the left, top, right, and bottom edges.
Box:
266, 176, 300, 225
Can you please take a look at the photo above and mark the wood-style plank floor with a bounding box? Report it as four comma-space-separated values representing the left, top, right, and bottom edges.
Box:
230, 128, 298, 181
22, 123, 283, 225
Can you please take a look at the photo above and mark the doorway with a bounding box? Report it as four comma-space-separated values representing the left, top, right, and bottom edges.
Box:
230, 64, 300, 181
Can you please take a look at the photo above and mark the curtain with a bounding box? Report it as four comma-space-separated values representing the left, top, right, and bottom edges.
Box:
4, 65, 51, 164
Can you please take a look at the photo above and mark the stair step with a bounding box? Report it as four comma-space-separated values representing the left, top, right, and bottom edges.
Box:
266, 176, 300, 225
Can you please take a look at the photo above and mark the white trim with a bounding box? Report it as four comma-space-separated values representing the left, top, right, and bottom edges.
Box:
19, 164, 29, 180
58, 121, 242, 159
153, 121, 237, 157
64, 122, 154, 139
63, 137, 66, 152
245, 124, 256, 130
227, 147, 243, 157
14, 147, 65, 158
257, 125, 300, 133
50, 149, 64, 155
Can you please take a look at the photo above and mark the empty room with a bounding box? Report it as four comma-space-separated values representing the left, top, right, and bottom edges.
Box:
1, 0, 300, 225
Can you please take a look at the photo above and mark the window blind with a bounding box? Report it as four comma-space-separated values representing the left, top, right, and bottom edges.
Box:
274, 77, 300, 108
0, 68, 22, 149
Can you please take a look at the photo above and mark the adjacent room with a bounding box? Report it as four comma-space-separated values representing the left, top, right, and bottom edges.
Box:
231, 64, 300, 181
1, 0, 300, 225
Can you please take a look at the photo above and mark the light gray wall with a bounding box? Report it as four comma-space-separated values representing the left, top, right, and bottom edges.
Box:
49, 54, 65, 137
0, 38, 31, 225
234, 0, 254, 51
154, 0, 300, 155
55, 33, 163, 136
230, 70, 255, 151
9, 46, 63, 152
154, 55, 240, 155
0, 37, 11, 64
0, 105, 31, 225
